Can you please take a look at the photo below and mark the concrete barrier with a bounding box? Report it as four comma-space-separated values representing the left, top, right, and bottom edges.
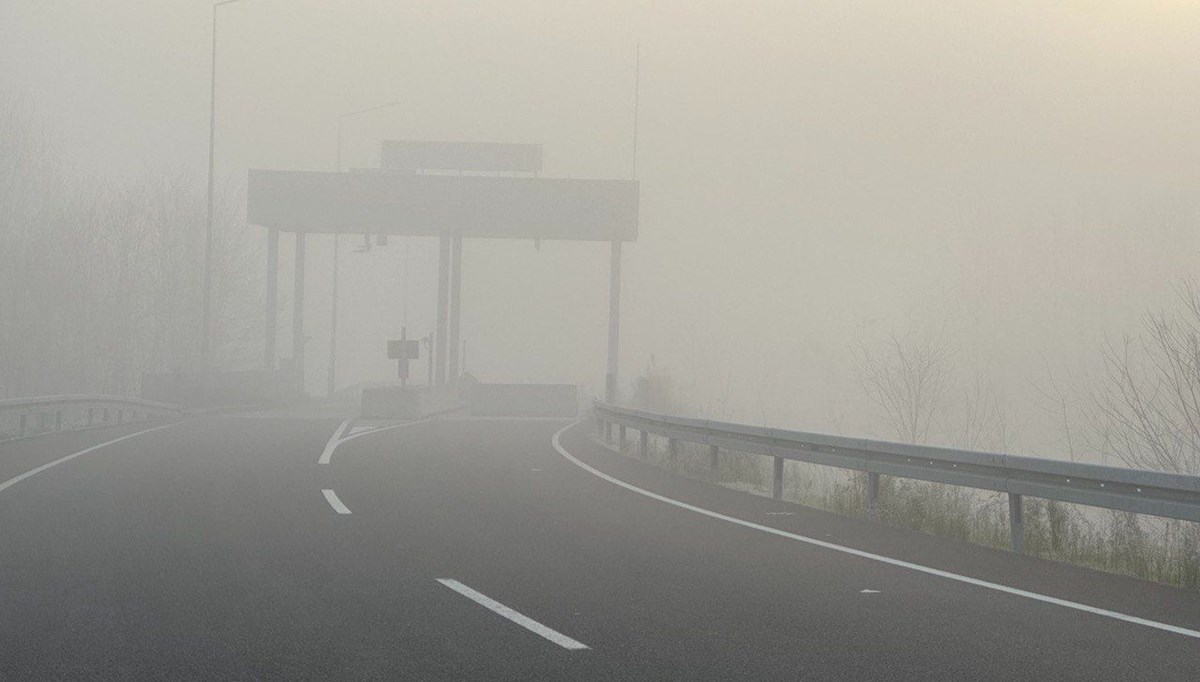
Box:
463, 383, 579, 418
361, 384, 464, 419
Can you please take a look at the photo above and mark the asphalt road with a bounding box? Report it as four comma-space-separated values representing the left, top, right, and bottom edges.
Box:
1, 414, 1199, 680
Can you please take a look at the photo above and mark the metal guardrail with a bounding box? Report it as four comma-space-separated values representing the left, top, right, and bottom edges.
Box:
0, 395, 182, 442
593, 402, 1200, 553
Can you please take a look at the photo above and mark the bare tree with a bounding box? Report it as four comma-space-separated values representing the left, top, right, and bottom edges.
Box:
1090, 282, 1200, 474
1032, 358, 1079, 461
954, 372, 1010, 452
855, 334, 952, 444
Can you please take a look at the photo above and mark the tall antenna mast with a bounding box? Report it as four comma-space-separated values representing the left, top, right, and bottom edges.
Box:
632, 41, 640, 180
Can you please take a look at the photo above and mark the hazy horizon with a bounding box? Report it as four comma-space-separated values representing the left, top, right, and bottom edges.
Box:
5, 1, 1200, 459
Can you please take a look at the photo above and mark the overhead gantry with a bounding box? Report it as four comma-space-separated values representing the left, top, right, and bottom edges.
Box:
246, 141, 638, 400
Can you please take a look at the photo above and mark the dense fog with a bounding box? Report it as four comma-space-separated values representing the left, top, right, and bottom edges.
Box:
5, 1, 1200, 466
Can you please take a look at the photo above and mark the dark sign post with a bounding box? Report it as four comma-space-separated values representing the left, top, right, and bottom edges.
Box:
387, 327, 421, 387
423, 334, 434, 386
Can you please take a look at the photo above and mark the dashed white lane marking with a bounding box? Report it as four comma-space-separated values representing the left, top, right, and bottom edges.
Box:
551, 422, 1200, 642
861, 589, 882, 594
318, 417, 432, 464
322, 489, 352, 514
436, 578, 589, 650
0, 423, 180, 495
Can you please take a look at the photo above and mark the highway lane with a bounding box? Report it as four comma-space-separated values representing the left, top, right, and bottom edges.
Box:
0, 415, 1197, 679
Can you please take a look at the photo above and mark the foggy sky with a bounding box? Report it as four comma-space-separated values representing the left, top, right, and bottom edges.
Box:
4, 1, 1200, 456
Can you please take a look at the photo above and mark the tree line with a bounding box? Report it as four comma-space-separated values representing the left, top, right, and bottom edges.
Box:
0, 98, 262, 399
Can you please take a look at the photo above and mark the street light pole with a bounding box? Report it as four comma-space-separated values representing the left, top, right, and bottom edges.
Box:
328, 101, 402, 397
202, 0, 246, 371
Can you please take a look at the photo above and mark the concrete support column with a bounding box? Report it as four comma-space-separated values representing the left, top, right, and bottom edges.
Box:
448, 234, 463, 381
435, 233, 450, 385
605, 240, 622, 402
293, 232, 306, 396
265, 228, 279, 371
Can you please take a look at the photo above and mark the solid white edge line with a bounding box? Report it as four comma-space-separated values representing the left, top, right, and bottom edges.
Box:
318, 417, 432, 465
551, 421, 1200, 641
322, 489, 352, 514
0, 423, 181, 495
437, 578, 589, 650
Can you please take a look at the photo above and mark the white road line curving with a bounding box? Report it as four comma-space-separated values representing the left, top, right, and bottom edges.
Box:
318, 418, 354, 464
551, 422, 1200, 642
318, 417, 432, 465
436, 578, 589, 650
0, 423, 180, 495
322, 489, 352, 514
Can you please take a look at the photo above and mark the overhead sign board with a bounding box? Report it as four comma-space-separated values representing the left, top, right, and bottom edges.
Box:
381, 140, 542, 173
387, 339, 420, 360
247, 170, 638, 241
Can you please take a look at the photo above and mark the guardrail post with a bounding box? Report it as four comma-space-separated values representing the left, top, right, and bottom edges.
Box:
55, 410, 62, 432
604, 420, 613, 443
596, 415, 604, 436
866, 472, 880, 522
709, 444, 719, 469
87, 408, 94, 427
618, 424, 626, 452
103, 408, 109, 423
668, 437, 678, 460
772, 456, 784, 500
639, 430, 648, 458
1008, 493, 1025, 554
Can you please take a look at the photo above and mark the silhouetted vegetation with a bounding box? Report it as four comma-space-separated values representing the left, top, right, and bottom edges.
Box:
0, 98, 261, 398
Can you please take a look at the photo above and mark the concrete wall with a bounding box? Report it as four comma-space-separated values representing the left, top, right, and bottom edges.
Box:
464, 383, 579, 418
360, 384, 464, 419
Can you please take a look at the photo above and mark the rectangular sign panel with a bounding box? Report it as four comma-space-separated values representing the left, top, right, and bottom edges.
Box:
381, 140, 542, 173
247, 170, 638, 241
387, 339, 421, 360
